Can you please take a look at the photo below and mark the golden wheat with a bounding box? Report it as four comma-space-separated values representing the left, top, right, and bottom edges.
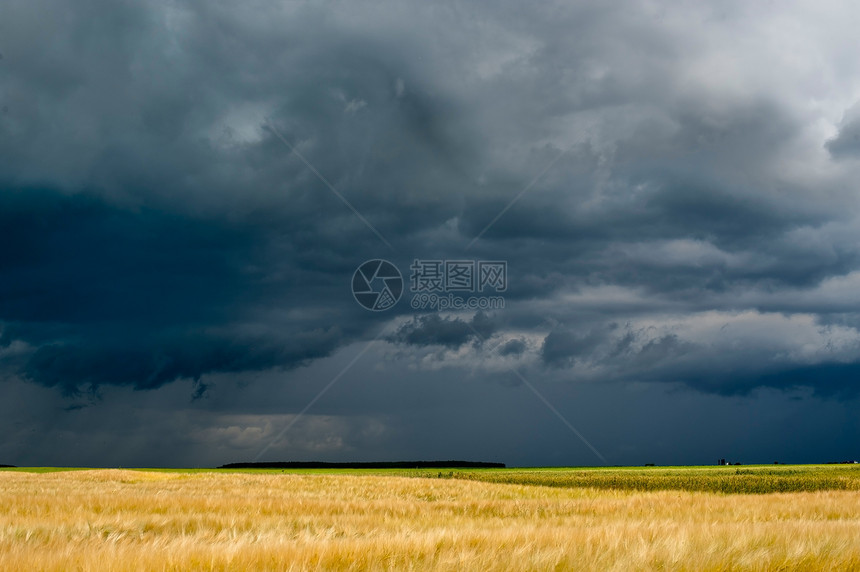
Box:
1, 469, 859, 571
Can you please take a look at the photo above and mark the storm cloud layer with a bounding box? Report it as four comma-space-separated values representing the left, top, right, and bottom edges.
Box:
1, 0, 860, 465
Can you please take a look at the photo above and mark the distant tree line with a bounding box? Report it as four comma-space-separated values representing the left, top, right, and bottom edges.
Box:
219, 460, 505, 469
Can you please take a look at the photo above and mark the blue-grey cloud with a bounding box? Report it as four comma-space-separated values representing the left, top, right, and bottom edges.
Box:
388, 312, 496, 349
2, 0, 860, 465
827, 103, 860, 159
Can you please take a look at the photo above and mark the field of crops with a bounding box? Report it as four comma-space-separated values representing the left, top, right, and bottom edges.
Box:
438, 464, 860, 494
1, 466, 859, 570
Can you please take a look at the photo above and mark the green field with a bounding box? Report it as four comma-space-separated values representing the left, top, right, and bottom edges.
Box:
4, 463, 860, 494
435, 464, 860, 494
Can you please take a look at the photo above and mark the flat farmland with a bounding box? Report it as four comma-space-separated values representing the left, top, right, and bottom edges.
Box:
1, 466, 859, 571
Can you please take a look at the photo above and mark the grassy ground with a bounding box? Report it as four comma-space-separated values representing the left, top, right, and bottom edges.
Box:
439, 464, 860, 494
1, 466, 860, 570
6, 463, 860, 494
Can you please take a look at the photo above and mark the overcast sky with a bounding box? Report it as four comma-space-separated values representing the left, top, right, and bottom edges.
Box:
2, 0, 860, 467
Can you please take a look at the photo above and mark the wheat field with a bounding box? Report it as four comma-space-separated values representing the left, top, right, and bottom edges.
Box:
1, 469, 860, 571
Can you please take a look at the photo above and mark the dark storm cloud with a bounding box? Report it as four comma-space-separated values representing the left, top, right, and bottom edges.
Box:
2, 0, 860, 465
532, 312, 860, 396
20, 325, 343, 395
388, 312, 496, 349
0, 0, 488, 392
0, 188, 354, 393
827, 103, 860, 160
541, 326, 614, 368
0, 189, 251, 325
497, 337, 526, 357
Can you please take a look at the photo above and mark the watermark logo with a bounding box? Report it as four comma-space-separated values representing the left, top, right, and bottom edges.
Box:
352, 259, 507, 311
352, 259, 404, 311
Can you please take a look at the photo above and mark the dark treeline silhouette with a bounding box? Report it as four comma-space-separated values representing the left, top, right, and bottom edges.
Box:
0, 465, 16, 468
218, 460, 505, 469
